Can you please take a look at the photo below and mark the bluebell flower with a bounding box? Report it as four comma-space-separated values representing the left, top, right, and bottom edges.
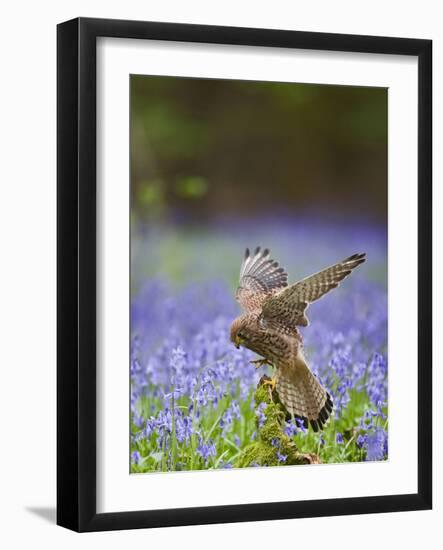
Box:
256, 402, 267, 428
231, 401, 241, 419
295, 417, 307, 434
366, 428, 387, 461
284, 420, 298, 437
336, 432, 344, 445
277, 452, 287, 463
175, 414, 193, 444
196, 438, 216, 463
220, 408, 233, 431
164, 387, 183, 400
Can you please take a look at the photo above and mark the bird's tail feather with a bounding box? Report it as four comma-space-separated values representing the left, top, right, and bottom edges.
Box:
276, 357, 333, 432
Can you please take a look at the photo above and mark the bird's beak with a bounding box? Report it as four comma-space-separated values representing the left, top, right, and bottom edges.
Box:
234, 335, 242, 349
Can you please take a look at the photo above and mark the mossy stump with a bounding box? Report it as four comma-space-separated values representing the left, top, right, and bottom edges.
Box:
235, 375, 321, 467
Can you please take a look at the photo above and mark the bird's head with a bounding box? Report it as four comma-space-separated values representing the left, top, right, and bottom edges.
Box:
230, 316, 251, 349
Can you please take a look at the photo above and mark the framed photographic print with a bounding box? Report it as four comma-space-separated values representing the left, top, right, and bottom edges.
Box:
57, 17, 432, 532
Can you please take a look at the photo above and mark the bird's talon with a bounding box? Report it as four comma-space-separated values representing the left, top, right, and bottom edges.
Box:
262, 377, 277, 393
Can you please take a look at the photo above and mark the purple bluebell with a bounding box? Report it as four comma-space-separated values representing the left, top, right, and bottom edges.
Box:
196, 438, 216, 463
284, 420, 298, 437
366, 428, 388, 461
295, 417, 307, 434
277, 452, 287, 463
255, 402, 267, 428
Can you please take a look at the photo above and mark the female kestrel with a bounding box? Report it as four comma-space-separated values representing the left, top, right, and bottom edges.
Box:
230, 247, 366, 431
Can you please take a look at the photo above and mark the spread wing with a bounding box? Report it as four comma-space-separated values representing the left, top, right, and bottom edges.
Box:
261, 253, 366, 327
236, 246, 288, 312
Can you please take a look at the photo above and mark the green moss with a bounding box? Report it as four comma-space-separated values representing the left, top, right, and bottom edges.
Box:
234, 377, 320, 467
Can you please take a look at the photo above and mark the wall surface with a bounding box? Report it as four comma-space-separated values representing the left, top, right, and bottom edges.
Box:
0, 1, 440, 547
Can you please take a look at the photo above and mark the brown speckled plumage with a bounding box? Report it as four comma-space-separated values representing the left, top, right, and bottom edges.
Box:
231, 247, 365, 431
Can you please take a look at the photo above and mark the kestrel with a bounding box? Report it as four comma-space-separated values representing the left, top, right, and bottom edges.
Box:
230, 247, 366, 431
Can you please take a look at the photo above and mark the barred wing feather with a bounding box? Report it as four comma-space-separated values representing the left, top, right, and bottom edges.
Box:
262, 253, 366, 327
236, 246, 288, 312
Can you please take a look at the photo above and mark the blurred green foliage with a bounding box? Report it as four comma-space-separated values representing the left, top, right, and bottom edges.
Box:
131, 76, 387, 224
175, 176, 208, 198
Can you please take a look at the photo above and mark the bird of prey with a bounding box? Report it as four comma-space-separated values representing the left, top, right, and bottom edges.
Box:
230, 247, 366, 431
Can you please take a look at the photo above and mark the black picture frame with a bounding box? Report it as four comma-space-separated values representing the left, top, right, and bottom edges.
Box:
57, 17, 432, 532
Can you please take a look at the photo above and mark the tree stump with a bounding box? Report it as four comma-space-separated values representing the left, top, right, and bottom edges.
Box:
235, 375, 321, 467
